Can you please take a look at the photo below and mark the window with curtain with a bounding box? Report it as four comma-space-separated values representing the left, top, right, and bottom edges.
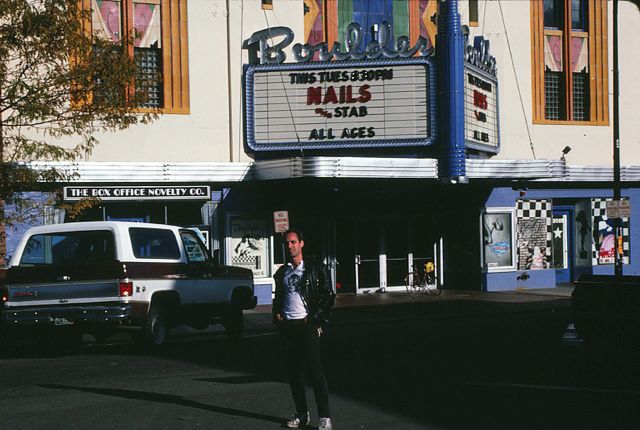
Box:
531, 0, 608, 124
89, 0, 190, 113
304, 0, 437, 53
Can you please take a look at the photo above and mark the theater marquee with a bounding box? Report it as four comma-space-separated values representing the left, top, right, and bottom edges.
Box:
244, 59, 436, 152
463, 35, 500, 153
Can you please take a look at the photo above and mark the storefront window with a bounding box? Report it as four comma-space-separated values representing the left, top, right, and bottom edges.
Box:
516, 199, 552, 270
481, 208, 516, 272
228, 217, 269, 278
591, 198, 630, 265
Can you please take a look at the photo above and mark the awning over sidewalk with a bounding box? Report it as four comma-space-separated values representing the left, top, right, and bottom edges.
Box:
27, 158, 640, 183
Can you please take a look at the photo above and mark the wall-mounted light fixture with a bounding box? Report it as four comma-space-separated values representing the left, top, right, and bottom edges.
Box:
561, 146, 572, 161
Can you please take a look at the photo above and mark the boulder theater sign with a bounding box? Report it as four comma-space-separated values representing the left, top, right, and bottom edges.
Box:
463, 36, 499, 153
243, 23, 437, 152
243, 22, 499, 155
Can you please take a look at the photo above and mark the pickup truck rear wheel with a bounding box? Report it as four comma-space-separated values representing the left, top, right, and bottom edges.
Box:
144, 305, 170, 346
224, 306, 244, 339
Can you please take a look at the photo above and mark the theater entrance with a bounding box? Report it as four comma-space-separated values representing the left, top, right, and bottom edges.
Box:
334, 217, 442, 294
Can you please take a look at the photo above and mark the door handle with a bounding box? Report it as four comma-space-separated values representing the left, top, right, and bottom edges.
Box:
56, 275, 71, 282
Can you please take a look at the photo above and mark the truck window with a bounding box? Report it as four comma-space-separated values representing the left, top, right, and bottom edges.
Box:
180, 231, 208, 263
129, 227, 180, 259
19, 230, 115, 266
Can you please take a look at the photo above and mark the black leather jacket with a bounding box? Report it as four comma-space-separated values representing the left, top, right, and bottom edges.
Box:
273, 259, 335, 328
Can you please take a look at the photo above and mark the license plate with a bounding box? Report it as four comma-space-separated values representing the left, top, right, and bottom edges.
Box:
53, 317, 74, 326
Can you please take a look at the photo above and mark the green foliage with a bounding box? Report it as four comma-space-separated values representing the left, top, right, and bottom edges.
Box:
0, 0, 157, 220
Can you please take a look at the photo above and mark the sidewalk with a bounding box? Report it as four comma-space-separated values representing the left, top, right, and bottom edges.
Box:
249, 286, 573, 311
244, 286, 574, 331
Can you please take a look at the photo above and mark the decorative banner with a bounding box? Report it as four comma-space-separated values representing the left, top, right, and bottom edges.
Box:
552, 216, 567, 269
244, 58, 436, 152
63, 186, 211, 201
464, 63, 499, 152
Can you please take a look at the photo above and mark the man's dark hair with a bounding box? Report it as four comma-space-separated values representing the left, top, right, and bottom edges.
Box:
283, 228, 304, 242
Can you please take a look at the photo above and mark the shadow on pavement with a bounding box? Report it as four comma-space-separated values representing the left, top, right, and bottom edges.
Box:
40, 383, 286, 425
7, 295, 640, 429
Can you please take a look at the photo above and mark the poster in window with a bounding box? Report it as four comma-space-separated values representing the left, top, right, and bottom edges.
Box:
230, 218, 268, 277
591, 198, 630, 265
518, 218, 550, 270
516, 199, 552, 270
574, 201, 592, 265
481, 210, 515, 271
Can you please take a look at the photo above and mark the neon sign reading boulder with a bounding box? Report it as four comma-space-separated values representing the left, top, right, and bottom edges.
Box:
243, 22, 433, 65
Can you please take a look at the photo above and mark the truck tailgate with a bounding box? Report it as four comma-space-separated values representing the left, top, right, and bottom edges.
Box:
1, 262, 130, 326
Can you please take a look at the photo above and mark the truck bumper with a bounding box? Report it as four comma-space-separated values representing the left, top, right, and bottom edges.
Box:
1, 304, 132, 327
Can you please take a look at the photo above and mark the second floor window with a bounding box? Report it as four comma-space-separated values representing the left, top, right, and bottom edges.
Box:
89, 0, 190, 113
531, 0, 608, 124
304, 0, 437, 56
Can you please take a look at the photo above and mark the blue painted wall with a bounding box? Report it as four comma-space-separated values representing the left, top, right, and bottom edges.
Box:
483, 269, 557, 292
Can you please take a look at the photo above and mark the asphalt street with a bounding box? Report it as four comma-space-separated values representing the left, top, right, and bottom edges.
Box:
2, 290, 640, 430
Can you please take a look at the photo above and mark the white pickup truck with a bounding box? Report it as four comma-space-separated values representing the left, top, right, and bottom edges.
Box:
0, 221, 256, 347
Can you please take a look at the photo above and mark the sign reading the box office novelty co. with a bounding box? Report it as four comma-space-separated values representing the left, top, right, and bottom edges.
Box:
243, 23, 436, 152
63, 186, 211, 201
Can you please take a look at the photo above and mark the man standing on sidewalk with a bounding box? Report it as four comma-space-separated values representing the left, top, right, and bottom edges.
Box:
273, 229, 335, 430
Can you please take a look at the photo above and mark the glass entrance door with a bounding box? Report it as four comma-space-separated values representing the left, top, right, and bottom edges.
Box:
552, 209, 573, 283
409, 219, 441, 289
355, 219, 380, 293
334, 216, 443, 294
384, 219, 409, 290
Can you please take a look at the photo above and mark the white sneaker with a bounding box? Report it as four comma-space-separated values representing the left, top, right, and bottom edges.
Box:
285, 412, 310, 429
319, 417, 333, 430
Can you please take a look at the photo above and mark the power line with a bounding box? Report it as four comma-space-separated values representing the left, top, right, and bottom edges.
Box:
497, 0, 536, 159
262, 9, 305, 158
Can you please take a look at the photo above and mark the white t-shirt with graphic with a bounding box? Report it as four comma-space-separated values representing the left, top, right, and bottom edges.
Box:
282, 261, 308, 320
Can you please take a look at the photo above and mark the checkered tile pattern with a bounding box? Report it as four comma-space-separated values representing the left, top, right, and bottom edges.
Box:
591, 198, 630, 265
232, 254, 260, 265
517, 200, 552, 220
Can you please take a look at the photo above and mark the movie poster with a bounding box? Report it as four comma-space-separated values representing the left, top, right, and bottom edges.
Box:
482, 211, 514, 270
516, 200, 552, 270
229, 218, 268, 277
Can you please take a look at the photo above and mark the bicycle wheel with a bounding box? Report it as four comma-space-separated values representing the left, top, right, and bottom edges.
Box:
424, 276, 441, 296
405, 271, 422, 297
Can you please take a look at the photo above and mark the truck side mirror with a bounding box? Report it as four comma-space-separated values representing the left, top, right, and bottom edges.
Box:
212, 249, 221, 266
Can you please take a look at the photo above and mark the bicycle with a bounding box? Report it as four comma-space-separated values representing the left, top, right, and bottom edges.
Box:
405, 260, 441, 297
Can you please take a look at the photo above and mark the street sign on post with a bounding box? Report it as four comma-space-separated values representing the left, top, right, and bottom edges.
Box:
619, 199, 631, 218
606, 199, 631, 219
273, 211, 289, 233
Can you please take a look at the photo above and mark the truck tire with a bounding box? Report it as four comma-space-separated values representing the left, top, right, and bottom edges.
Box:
224, 306, 244, 339
143, 304, 171, 347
